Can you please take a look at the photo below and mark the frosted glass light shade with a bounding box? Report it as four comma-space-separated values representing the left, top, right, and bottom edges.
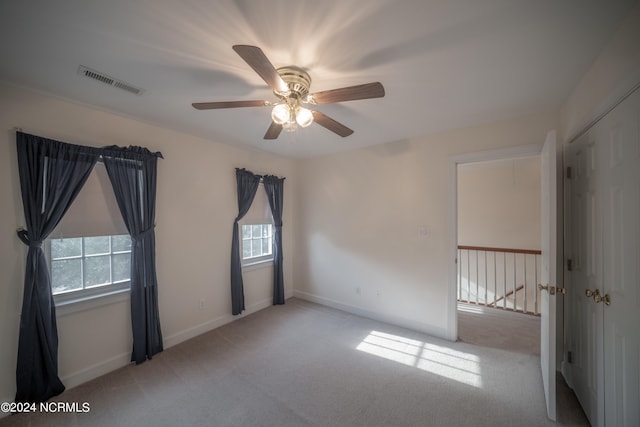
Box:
271, 104, 290, 124
296, 107, 313, 127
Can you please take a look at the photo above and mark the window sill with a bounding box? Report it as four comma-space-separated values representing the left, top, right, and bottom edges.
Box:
242, 259, 274, 272
55, 288, 130, 317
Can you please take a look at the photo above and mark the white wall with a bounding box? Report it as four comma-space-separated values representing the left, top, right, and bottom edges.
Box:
561, 3, 640, 142
0, 83, 296, 404
293, 109, 558, 340
458, 156, 541, 250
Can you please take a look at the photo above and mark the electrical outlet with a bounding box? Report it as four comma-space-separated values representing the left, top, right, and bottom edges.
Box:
355, 286, 361, 295
199, 299, 205, 310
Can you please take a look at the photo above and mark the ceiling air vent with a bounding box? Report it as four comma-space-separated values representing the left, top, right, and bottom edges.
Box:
77, 65, 144, 95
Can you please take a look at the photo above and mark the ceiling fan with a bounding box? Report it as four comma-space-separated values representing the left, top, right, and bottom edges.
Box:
192, 45, 385, 139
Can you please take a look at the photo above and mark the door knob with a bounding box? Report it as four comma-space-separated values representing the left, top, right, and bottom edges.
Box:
538, 284, 556, 295
602, 294, 611, 306
585, 289, 600, 299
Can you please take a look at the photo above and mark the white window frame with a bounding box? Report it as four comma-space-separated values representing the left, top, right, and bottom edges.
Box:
241, 223, 274, 268
46, 234, 131, 308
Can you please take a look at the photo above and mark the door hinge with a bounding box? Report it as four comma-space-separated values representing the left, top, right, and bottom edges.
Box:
567, 259, 573, 271
568, 351, 573, 364
566, 166, 572, 179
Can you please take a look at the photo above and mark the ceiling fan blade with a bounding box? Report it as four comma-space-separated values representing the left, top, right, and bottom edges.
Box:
232, 45, 290, 95
311, 111, 354, 137
192, 100, 268, 110
264, 122, 283, 139
309, 82, 385, 104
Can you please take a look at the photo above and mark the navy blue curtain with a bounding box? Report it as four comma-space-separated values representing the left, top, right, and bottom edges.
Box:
102, 146, 164, 364
15, 132, 101, 402
230, 168, 261, 315
262, 175, 285, 305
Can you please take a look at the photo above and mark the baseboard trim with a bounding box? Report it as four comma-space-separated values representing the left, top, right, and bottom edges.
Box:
61, 352, 131, 390
58, 296, 280, 395
163, 296, 274, 349
293, 290, 450, 341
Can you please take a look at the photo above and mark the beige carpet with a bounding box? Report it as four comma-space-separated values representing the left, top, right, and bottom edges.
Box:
457, 302, 541, 355
1, 298, 588, 426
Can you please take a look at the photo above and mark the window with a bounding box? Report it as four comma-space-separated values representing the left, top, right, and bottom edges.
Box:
44, 161, 130, 308
239, 183, 274, 267
47, 234, 131, 304
241, 224, 273, 265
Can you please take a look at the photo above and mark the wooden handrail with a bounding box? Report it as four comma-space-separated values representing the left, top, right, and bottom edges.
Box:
488, 284, 524, 306
458, 245, 542, 255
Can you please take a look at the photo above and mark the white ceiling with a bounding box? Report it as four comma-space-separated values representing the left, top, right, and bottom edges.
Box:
0, 0, 636, 158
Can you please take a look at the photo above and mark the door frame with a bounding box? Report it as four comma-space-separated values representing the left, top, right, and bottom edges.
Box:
448, 143, 545, 341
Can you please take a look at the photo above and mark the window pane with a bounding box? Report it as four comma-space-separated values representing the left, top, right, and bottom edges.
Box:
242, 241, 251, 259
262, 237, 272, 255
51, 259, 82, 293
112, 253, 131, 282
84, 236, 110, 255
111, 235, 131, 252
51, 237, 81, 259
251, 239, 262, 257
263, 225, 271, 238
84, 255, 111, 287
242, 225, 251, 239
251, 225, 262, 239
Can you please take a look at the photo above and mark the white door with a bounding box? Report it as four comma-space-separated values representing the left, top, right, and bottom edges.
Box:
565, 132, 602, 426
540, 130, 558, 420
601, 87, 640, 426
564, 87, 640, 426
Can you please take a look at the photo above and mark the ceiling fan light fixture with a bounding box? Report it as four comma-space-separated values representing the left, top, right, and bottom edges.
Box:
271, 103, 290, 125
296, 107, 313, 127
282, 120, 298, 133
193, 45, 385, 139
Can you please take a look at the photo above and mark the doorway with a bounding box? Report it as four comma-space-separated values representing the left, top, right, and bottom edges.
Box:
456, 155, 542, 353
447, 143, 544, 342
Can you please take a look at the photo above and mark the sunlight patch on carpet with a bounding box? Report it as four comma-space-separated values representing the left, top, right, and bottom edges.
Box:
456, 304, 488, 314
356, 331, 483, 388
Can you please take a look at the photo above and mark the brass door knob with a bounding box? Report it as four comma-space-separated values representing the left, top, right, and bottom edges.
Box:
586, 289, 600, 300
603, 294, 611, 306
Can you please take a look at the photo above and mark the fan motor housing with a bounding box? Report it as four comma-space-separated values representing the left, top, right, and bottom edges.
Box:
276, 66, 311, 99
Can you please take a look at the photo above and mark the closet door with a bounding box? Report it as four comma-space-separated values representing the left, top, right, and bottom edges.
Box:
601, 88, 640, 427
566, 87, 640, 426
565, 132, 604, 427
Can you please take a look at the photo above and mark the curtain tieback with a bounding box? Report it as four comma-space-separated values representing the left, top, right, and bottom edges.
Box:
132, 225, 155, 242
16, 229, 42, 248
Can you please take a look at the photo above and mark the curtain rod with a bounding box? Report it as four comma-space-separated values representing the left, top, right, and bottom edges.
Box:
236, 168, 285, 180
